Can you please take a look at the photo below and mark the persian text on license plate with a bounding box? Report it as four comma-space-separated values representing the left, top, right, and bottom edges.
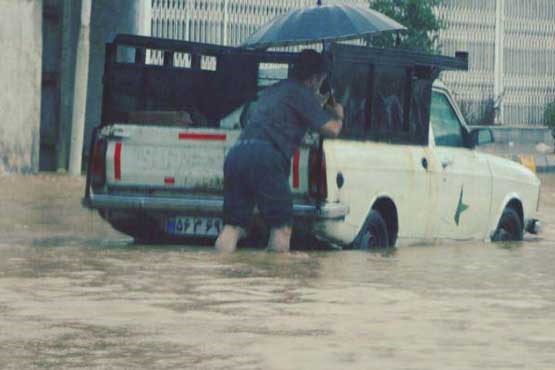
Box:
166, 217, 222, 237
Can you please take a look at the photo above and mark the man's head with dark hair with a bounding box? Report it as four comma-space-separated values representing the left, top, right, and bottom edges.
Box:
292, 49, 331, 81
292, 49, 331, 95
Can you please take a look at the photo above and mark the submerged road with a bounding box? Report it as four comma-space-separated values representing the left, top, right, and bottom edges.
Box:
0, 174, 554, 370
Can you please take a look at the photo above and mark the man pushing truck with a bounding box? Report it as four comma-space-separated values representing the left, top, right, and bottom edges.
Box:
215, 50, 344, 253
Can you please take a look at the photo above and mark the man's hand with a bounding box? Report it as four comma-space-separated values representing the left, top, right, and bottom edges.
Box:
325, 101, 344, 121
316, 91, 331, 107
319, 102, 344, 138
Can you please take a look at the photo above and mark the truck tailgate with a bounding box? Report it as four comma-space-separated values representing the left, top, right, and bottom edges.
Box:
104, 124, 235, 191
103, 124, 310, 195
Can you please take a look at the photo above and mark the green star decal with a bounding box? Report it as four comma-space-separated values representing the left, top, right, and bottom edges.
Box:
454, 186, 469, 226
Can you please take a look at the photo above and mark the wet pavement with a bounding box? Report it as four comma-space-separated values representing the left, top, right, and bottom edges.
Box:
0, 174, 554, 370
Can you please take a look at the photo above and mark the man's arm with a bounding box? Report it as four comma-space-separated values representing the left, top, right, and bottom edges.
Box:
319, 102, 344, 138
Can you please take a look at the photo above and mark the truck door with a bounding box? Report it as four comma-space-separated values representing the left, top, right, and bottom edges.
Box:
428, 90, 492, 240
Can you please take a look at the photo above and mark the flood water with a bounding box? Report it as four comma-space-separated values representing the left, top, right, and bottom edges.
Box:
0, 174, 554, 370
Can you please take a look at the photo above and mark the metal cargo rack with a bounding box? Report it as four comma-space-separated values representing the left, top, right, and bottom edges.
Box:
330, 43, 469, 75
100, 34, 302, 128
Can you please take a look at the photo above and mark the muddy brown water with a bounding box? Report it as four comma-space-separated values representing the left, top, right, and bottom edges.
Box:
0, 174, 554, 370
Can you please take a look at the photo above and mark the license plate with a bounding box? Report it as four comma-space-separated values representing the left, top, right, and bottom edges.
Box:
166, 217, 223, 237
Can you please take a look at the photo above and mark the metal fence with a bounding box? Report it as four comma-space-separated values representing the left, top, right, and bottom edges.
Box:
150, 0, 555, 127
150, 0, 368, 47
438, 0, 555, 126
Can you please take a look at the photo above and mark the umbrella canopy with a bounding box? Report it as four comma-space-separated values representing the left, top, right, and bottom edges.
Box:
242, 3, 406, 49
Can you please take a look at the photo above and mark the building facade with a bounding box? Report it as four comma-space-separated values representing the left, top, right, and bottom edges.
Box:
438, 0, 555, 126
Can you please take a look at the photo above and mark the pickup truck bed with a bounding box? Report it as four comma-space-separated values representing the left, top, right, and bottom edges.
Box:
85, 124, 347, 241
83, 35, 352, 243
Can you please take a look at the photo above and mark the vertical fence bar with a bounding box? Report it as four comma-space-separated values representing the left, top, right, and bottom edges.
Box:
494, 0, 505, 124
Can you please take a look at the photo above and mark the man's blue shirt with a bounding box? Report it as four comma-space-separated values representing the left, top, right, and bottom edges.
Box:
239, 79, 332, 161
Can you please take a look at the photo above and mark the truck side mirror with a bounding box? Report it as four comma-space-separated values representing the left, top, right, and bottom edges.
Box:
469, 128, 495, 148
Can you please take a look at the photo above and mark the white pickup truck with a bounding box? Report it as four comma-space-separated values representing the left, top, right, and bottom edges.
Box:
83, 35, 541, 248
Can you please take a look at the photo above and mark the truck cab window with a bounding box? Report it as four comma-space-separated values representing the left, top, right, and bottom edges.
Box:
258, 63, 289, 88
430, 91, 465, 147
229, 62, 290, 129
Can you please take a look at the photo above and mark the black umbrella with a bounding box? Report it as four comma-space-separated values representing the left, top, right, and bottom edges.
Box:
242, 1, 406, 49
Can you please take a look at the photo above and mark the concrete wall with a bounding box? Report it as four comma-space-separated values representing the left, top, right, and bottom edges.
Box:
0, 0, 43, 174
83, 0, 150, 158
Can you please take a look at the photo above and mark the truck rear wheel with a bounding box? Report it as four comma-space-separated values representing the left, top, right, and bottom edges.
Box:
354, 210, 390, 249
492, 207, 523, 242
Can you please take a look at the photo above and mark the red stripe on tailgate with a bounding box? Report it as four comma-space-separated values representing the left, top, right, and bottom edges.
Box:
179, 133, 227, 141
292, 150, 300, 189
114, 142, 122, 181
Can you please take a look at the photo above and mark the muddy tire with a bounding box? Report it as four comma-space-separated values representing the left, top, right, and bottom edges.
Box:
353, 210, 390, 249
492, 207, 523, 242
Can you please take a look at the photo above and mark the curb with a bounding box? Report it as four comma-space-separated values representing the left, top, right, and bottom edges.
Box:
533, 155, 555, 174
501, 154, 555, 174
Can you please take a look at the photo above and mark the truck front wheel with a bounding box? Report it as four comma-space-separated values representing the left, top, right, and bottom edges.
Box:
492, 207, 523, 242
